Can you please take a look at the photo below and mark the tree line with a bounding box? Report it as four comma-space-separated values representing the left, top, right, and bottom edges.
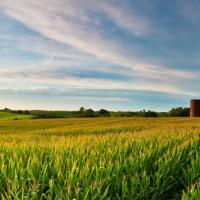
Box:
1, 107, 190, 118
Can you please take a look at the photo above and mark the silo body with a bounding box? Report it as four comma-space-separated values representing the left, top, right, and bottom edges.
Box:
190, 99, 200, 117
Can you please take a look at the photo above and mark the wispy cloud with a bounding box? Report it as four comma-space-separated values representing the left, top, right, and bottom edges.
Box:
96, 1, 153, 36
0, 0, 184, 73
0, 0, 200, 109
0, 61, 199, 97
0, 87, 192, 111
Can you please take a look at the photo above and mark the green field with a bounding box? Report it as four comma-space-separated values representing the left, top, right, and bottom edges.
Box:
0, 117, 199, 199
0, 111, 33, 120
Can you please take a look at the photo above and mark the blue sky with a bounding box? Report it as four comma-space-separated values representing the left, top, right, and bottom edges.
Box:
0, 0, 200, 111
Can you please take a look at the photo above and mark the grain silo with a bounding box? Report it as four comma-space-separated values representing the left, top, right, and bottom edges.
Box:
190, 99, 200, 117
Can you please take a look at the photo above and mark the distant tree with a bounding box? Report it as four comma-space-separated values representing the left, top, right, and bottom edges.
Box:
15, 110, 24, 114
142, 110, 158, 117
79, 107, 85, 113
85, 108, 96, 117
24, 110, 31, 115
157, 112, 169, 117
97, 109, 110, 117
4, 108, 12, 112
168, 107, 190, 117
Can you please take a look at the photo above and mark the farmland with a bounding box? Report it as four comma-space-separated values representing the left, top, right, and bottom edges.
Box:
0, 111, 33, 120
0, 117, 199, 199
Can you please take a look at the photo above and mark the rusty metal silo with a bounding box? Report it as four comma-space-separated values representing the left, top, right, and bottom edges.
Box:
190, 99, 200, 117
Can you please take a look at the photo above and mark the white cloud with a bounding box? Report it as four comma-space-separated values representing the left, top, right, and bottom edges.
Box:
0, 0, 165, 69
97, 1, 152, 36
0, 61, 199, 97
0, 0, 199, 100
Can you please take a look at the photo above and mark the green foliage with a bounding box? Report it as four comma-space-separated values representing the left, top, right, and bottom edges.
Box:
168, 107, 190, 117
30, 108, 110, 118
0, 107, 191, 119
97, 109, 110, 117
112, 110, 158, 117
31, 110, 73, 119
141, 110, 158, 117
0, 111, 32, 120
0, 118, 198, 199
72, 108, 110, 118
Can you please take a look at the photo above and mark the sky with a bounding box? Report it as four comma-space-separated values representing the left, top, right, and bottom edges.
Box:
0, 0, 200, 111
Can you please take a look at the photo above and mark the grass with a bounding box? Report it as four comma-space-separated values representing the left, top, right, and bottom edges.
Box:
0, 111, 33, 120
0, 117, 199, 199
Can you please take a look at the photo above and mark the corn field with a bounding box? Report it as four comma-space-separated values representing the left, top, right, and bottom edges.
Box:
0, 117, 200, 199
